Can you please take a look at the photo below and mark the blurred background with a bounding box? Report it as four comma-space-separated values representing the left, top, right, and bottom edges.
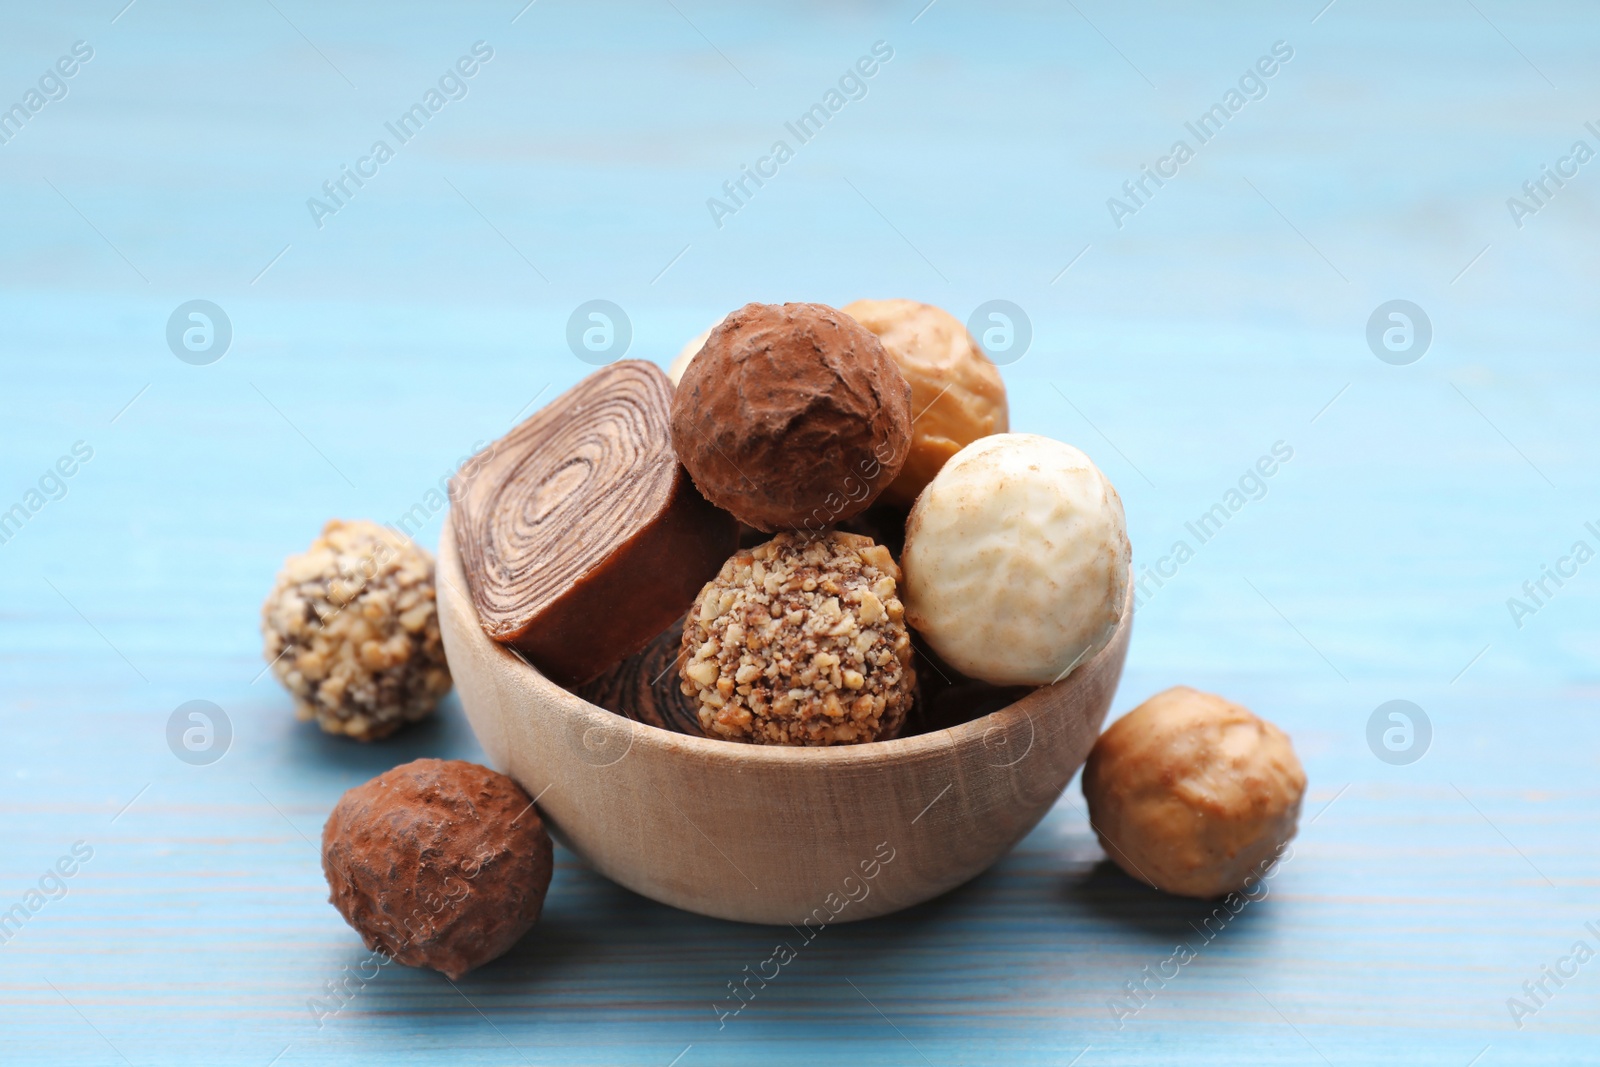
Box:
2, 2, 1596, 1064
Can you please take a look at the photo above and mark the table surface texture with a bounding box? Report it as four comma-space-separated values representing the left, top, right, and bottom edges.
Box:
1, 1, 1597, 1064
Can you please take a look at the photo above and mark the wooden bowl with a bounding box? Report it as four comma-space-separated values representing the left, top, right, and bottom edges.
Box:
437, 521, 1131, 925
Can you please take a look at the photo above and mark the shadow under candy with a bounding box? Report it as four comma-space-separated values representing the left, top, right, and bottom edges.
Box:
1065, 859, 1274, 946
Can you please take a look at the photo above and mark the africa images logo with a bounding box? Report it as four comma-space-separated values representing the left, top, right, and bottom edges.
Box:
0, 40, 94, 147
166, 300, 232, 365
1106, 41, 1294, 229
306, 42, 494, 229
705, 41, 894, 229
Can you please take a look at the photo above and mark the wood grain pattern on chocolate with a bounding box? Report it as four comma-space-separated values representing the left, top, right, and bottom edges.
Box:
449, 361, 736, 689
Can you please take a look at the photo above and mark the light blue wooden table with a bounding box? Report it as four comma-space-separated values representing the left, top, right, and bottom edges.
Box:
3, 2, 1597, 1063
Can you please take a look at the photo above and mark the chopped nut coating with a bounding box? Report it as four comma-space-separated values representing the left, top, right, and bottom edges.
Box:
262, 519, 451, 741
680, 531, 915, 745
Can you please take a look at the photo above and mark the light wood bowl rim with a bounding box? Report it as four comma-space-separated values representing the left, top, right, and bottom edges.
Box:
438, 521, 1132, 766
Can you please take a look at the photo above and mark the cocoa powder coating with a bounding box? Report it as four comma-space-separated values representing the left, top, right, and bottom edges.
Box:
670, 302, 913, 532
321, 758, 553, 979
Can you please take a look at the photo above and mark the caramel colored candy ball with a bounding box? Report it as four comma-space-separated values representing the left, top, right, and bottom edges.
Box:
842, 299, 1008, 506
321, 759, 554, 979
670, 302, 912, 532
1082, 687, 1306, 898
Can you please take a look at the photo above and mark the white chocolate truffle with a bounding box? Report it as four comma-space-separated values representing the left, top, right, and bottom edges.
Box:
901, 433, 1129, 686
666, 323, 718, 385
1081, 687, 1306, 898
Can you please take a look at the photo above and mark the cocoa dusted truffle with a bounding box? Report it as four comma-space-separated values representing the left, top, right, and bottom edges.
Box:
680, 531, 915, 745
321, 758, 554, 979
670, 302, 913, 532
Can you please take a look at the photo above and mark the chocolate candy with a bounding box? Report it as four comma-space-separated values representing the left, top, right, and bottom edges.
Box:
1082, 687, 1305, 898
842, 299, 1009, 507
261, 519, 451, 740
680, 531, 915, 745
670, 302, 913, 533
902, 433, 1130, 687
450, 361, 737, 688
576, 616, 702, 736
321, 758, 553, 979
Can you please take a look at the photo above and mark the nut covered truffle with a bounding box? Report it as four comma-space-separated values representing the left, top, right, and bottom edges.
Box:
670, 302, 913, 532
321, 758, 554, 979
842, 298, 1009, 506
680, 531, 915, 745
262, 519, 452, 740
902, 434, 1130, 687
1082, 687, 1306, 898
